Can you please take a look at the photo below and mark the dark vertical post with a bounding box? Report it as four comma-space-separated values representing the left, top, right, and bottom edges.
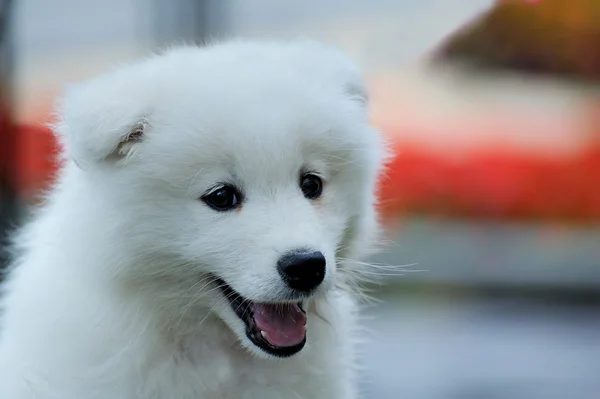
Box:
152, 0, 214, 48
0, 0, 17, 274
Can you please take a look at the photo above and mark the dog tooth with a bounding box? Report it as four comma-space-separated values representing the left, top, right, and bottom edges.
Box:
261, 330, 267, 338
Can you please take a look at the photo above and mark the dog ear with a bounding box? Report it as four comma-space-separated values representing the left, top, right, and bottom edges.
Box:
53, 65, 154, 167
286, 39, 368, 106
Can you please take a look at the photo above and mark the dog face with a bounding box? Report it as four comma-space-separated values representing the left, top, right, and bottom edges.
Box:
56, 40, 386, 358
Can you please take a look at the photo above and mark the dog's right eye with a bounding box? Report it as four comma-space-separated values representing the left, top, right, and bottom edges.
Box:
202, 186, 240, 211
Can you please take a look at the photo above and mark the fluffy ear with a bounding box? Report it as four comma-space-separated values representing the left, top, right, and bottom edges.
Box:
286, 39, 369, 105
53, 64, 154, 166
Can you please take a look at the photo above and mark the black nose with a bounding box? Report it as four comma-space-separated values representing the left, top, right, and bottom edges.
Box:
277, 250, 326, 293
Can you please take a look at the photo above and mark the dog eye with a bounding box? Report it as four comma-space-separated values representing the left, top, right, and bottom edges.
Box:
300, 174, 323, 200
202, 186, 239, 211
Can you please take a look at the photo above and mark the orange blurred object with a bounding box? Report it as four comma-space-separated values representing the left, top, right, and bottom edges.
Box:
14, 123, 61, 200
378, 143, 600, 223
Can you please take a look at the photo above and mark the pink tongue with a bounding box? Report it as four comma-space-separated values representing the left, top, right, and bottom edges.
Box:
252, 303, 307, 348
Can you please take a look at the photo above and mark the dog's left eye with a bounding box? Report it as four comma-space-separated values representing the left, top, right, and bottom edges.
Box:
300, 174, 323, 200
202, 186, 240, 211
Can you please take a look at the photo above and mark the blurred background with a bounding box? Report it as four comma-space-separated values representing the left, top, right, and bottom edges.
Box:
1, 0, 599, 397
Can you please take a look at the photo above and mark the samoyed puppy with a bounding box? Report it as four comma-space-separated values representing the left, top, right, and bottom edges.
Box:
0, 39, 386, 398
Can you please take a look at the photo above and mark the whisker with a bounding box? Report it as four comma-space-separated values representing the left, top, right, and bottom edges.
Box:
334, 256, 427, 302
170, 278, 222, 332
192, 290, 238, 335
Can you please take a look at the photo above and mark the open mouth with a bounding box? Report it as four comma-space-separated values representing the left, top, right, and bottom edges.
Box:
213, 277, 307, 357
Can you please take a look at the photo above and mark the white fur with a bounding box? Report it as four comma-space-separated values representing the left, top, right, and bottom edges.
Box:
0, 39, 386, 398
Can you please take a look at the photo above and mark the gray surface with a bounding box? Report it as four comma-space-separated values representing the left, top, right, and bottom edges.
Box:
361, 219, 600, 397
360, 295, 600, 399
373, 218, 600, 289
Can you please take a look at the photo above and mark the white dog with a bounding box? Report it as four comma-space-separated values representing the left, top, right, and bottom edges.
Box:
0, 39, 386, 398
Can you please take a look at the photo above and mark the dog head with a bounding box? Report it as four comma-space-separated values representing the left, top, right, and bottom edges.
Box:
55, 39, 386, 358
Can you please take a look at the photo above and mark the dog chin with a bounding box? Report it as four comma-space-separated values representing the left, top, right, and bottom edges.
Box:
212, 277, 310, 359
